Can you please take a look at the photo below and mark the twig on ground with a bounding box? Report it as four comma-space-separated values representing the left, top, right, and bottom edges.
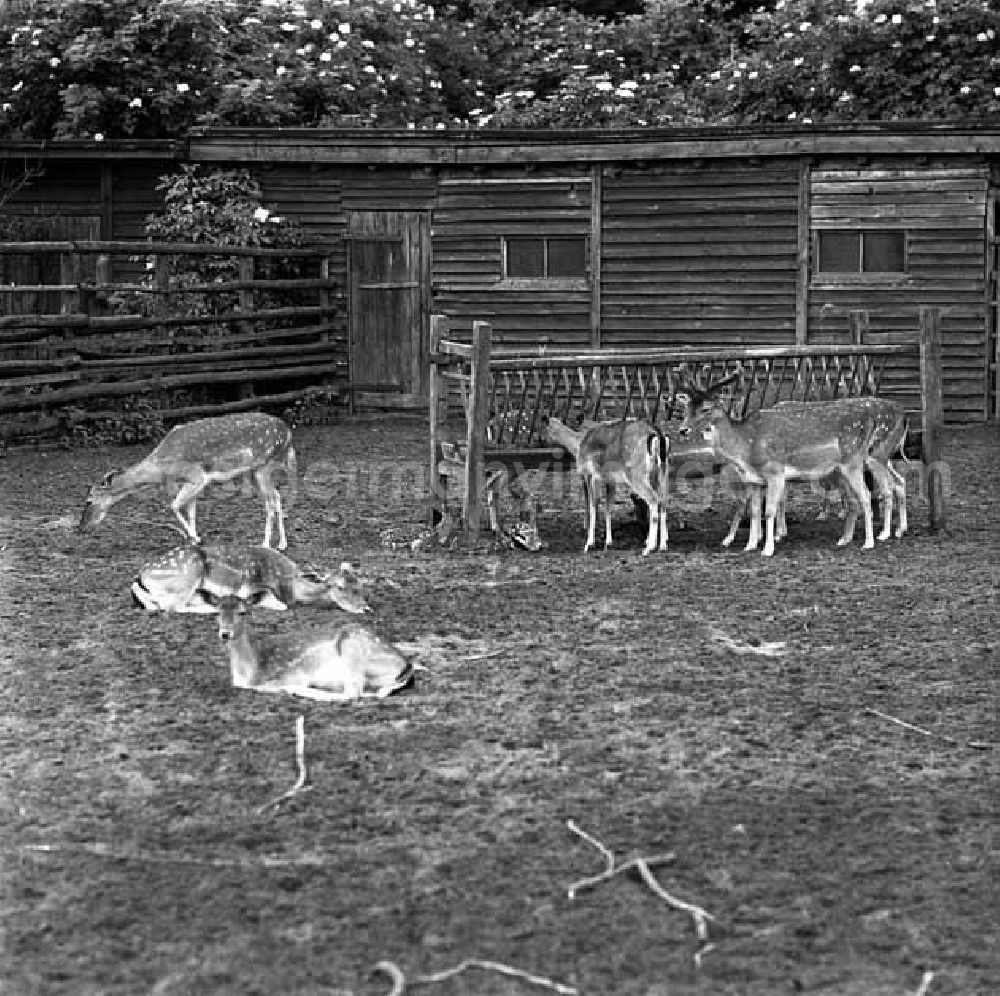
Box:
864, 707, 993, 750
461, 648, 506, 662
257, 715, 311, 815
373, 958, 577, 995
913, 970, 935, 996
374, 960, 406, 996
566, 820, 713, 964
566, 819, 674, 899
709, 626, 786, 657
633, 858, 715, 941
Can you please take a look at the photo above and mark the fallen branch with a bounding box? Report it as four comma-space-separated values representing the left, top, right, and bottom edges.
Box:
864, 707, 993, 750
566, 820, 714, 964
373, 958, 577, 995
566, 819, 674, 899
257, 715, 311, 815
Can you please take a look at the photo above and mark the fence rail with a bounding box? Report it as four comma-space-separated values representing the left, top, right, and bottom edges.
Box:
0, 240, 347, 440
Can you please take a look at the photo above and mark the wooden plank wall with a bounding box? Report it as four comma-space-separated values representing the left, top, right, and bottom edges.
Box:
809, 163, 989, 422
600, 163, 800, 348
432, 172, 593, 350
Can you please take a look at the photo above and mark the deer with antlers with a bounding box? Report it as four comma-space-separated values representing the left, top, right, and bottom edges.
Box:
79, 413, 296, 549
675, 366, 909, 553
673, 372, 891, 557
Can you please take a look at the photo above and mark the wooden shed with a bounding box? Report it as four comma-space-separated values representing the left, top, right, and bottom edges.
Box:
2, 122, 998, 422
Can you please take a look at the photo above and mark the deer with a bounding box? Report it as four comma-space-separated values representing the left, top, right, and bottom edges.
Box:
131, 544, 370, 615
673, 375, 881, 557
216, 593, 419, 702
545, 415, 670, 555
79, 413, 296, 549
675, 369, 909, 552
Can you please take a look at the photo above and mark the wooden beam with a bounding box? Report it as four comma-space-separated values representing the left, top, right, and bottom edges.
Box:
428, 313, 448, 526
919, 306, 946, 531
463, 320, 492, 540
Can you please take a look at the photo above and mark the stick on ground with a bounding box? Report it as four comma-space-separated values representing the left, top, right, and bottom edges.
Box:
864, 707, 993, 750
566, 819, 713, 962
373, 958, 578, 995
257, 715, 311, 815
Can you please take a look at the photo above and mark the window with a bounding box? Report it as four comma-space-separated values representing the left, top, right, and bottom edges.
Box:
502, 236, 587, 281
816, 229, 906, 274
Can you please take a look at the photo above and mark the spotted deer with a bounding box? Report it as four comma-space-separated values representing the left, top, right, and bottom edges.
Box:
79, 413, 296, 549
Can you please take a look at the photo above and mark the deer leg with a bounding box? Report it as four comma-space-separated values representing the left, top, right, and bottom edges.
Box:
603, 482, 615, 549
840, 465, 874, 550
583, 477, 597, 552
745, 486, 763, 552
170, 482, 204, 542
254, 467, 287, 550
722, 495, 744, 548
762, 475, 784, 557
890, 463, 908, 537
866, 460, 894, 542
636, 484, 664, 555
776, 492, 788, 541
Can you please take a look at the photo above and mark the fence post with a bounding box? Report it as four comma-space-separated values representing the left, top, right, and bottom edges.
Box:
463, 320, 492, 541
238, 256, 256, 401
428, 313, 448, 527
919, 306, 946, 531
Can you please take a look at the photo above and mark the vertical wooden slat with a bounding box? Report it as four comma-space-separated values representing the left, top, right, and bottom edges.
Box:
590, 165, 602, 349
795, 158, 811, 345
919, 306, 945, 531
463, 319, 492, 540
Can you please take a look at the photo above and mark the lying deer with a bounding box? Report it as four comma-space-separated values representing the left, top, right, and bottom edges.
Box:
545, 415, 670, 555
673, 377, 879, 557
80, 413, 296, 549
132, 544, 370, 614
217, 593, 418, 702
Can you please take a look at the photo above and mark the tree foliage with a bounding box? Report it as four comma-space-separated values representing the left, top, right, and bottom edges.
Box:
0, 0, 996, 139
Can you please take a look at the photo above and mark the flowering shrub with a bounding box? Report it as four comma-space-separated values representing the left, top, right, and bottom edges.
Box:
0, 0, 996, 137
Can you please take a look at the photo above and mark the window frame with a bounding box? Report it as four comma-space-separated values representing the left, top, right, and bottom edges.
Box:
499, 234, 589, 290
812, 227, 911, 287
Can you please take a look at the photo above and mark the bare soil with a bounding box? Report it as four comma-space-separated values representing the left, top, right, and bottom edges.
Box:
1, 417, 997, 996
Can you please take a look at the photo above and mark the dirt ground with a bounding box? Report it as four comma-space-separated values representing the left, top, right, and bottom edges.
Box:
1, 416, 997, 996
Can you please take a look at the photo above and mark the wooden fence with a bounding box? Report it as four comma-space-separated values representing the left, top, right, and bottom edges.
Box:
430, 309, 946, 540
0, 240, 346, 442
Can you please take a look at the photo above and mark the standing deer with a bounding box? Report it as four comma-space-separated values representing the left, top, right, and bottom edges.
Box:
673, 379, 879, 557
216, 593, 418, 701
79, 413, 296, 549
545, 416, 670, 555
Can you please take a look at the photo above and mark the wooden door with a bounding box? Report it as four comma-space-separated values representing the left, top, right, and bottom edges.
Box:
348, 210, 430, 409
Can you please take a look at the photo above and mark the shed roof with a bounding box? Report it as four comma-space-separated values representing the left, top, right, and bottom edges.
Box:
187, 120, 1000, 165
2, 121, 1000, 165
